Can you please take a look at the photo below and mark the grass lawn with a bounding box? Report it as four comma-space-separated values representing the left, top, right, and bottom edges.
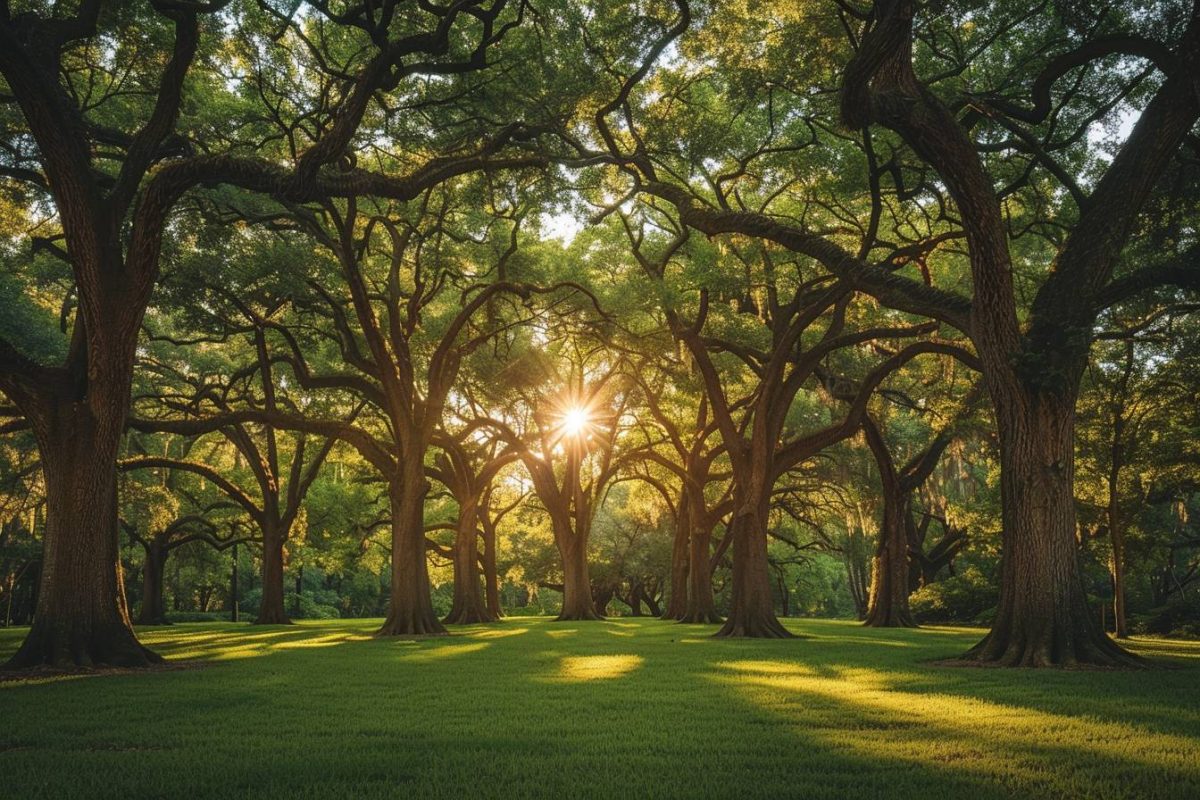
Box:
2, 618, 1199, 799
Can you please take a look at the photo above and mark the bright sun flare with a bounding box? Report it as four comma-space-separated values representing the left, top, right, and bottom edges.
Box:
562, 407, 590, 437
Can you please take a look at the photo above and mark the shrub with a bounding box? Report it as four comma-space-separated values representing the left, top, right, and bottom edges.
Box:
1132, 594, 1200, 638
910, 566, 998, 624
165, 611, 229, 623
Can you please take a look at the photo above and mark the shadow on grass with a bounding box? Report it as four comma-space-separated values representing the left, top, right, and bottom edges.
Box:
1, 618, 1197, 798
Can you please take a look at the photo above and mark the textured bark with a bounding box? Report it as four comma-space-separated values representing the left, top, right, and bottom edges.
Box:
480, 514, 503, 619
378, 471, 446, 636
716, 504, 792, 638
558, 535, 601, 621
831, 0, 1188, 666
862, 420, 915, 627
864, 494, 913, 627
964, 391, 1141, 667
255, 522, 291, 625
137, 540, 170, 625
5, 409, 161, 669
680, 521, 722, 624
443, 496, 493, 624
661, 508, 690, 620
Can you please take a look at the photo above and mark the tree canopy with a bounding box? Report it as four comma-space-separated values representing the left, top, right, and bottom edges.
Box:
1, 0, 1198, 671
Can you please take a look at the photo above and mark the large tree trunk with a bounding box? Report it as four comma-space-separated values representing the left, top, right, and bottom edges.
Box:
556, 532, 601, 621
863, 419, 915, 627
378, 470, 446, 636
481, 523, 502, 619
661, 509, 690, 620
716, 500, 792, 638
255, 521, 291, 625
137, 540, 170, 625
864, 491, 915, 627
680, 521, 722, 624
444, 497, 494, 624
965, 389, 1140, 667
5, 401, 161, 669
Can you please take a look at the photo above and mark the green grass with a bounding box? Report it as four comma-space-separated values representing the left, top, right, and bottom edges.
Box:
2, 618, 1199, 799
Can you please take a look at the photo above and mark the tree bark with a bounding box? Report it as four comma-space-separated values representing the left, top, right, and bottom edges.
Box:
864, 499, 914, 627
378, 470, 446, 636
642, 584, 662, 618
481, 520, 503, 619
627, 582, 644, 616
715, 501, 792, 638
5, 404, 161, 668
863, 420, 916, 627
661, 508, 690, 620
680, 520, 722, 624
255, 521, 291, 625
1107, 408, 1129, 639
1110, 520, 1128, 639
964, 390, 1141, 667
557, 534, 601, 621
137, 539, 170, 626
444, 496, 494, 624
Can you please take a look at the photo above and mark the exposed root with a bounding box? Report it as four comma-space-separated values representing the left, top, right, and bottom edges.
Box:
377, 611, 448, 637
714, 612, 795, 638
443, 607, 498, 625
555, 608, 604, 622
3, 623, 164, 671
961, 629, 1149, 669
863, 609, 918, 628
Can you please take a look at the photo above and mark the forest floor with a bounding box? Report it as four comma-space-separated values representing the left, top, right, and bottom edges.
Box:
1, 618, 1198, 799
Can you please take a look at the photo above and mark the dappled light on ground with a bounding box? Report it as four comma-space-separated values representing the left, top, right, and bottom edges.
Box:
555, 654, 643, 681
712, 658, 1200, 784
399, 642, 492, 662
2, 618, 1198, 798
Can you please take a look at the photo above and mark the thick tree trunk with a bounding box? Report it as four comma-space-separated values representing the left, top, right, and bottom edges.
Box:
255, 521, 291, 625
556, 533, 601, 621
863, 420, 916, 627
481, 524, 502, 619
864, 491, 915, 627
846, 552, 870, 620
716, 501, 792, 638
444, 498, 494, 624
378, 471, 446, 636
661, 510, 690, 620
680, 522, 722, 624
965, 389, 1141, 667
137, 541, 170, 625
5, 403, 161, 669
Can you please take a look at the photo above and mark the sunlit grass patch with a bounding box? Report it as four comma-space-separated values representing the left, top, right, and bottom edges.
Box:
555, 654, 643, 681
1, 618, 1197, 799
